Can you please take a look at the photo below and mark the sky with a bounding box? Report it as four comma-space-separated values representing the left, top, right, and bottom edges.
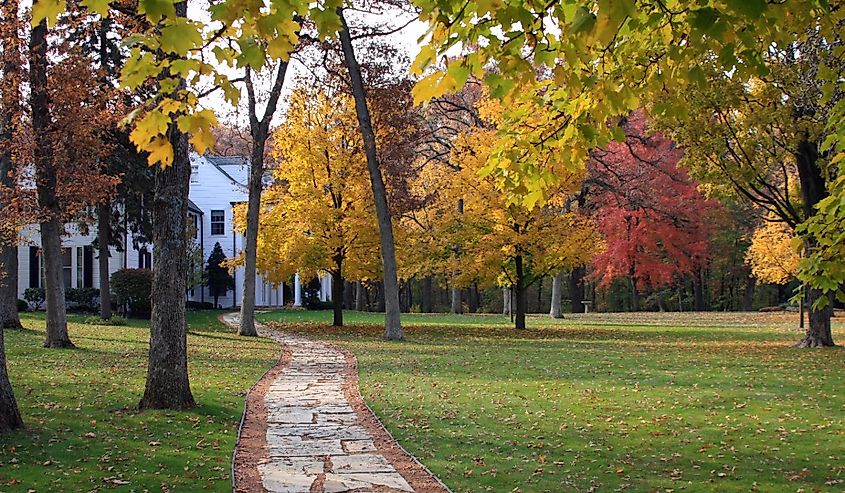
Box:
199, 7, 432, 128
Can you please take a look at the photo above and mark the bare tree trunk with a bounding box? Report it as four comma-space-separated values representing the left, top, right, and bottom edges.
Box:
421, 276, 433, 313
238, 140, 263, 337
450, 284, 462, 314
503, 287, 511, 315
742, 276, 755, 311
331, 258, 343, 327
30, 16, 72, 348
0, 246, 21, 329
515, 255, 526, 330
240, 60, 289, 337
570, 266, 585, 313
550, 272, 563, 319
355, 282, 366, 311
97, 203, 112, 319
630, 278, 640, 312
468, 282, 479, 313
138, 62, 195, 409
343, 280, 355, 310
692, 270, 705, 311
338, 11, 402, 340
0, 0, 22, 331
0, 323, 22, 432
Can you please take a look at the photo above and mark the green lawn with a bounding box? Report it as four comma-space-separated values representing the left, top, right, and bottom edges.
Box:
259, 310, 845, 492
1, 310, 278, 492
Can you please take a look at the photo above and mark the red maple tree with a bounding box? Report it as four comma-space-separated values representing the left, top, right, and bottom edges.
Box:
588, 111, 720, 309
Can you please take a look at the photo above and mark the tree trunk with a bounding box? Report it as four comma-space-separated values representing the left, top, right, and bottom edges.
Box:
337, 11, 402, 340
30, 16, 72, 348
515, 255, 526, 330
503, 287, 511, 315
421, 276, 433, 313
630, 278, 640, 312
550, 272, 563, 319
796, 287, 834, 347
343, 280, 355, 310
355, 282, 366, 311
240, 60, 288, 337
0, 324, 22, 432
0, 41, 21, 330
536, 277, 543, 313
238, 139, 265, 337
468, 282, 479, 313
570, 266, 585, 313
331, 268, 343, 327
742, 276, 755, 311
795, 137, 834, 346
376, 281, 386, 313
450, 284, 462, 314
97, 202, 112, 320
138, 93, 196, 409
692, 274, 704, 311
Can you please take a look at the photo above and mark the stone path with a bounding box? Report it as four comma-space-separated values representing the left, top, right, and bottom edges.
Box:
222, 313, 419, 493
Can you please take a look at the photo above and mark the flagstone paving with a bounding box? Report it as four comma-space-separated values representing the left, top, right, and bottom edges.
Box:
222, 313, 418, 493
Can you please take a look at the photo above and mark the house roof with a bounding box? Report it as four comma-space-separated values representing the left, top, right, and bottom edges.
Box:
204, 155, 249, 188
187, 199, 203, 215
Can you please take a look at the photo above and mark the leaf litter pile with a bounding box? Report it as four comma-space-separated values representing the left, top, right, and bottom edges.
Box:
262, 310, 845, 493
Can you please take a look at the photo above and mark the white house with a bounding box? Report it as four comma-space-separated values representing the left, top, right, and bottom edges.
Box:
15, 153, 331, 308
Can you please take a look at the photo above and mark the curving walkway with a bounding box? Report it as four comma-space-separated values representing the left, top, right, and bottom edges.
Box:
222, 312, 447, 493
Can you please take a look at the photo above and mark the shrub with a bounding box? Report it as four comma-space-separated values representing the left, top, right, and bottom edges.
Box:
23, 287, 45, 310
66, 287, 100, 312
111, 268, 153, 318
186, 301, 215, 310
16, 299, 28, 312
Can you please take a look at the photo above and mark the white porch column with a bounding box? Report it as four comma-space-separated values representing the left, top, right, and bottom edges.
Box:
294, 273, 302, 307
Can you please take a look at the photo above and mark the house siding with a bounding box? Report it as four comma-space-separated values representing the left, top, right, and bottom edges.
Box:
14, 153, 328, 309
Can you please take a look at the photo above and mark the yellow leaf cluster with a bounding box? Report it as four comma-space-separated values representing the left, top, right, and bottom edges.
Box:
241, 84, 381, 285
745, 220, 800, 285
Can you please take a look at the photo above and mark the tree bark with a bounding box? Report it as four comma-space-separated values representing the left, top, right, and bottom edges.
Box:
515, 255, 526, 329
138, 48, 196, 408
550, 272, 563, 319
421, 276, 433, 313
337, 11, 402, 340
0, 246, 21, 329
343, 280, 355, 310
331, 268, 343, 327
795, 137, 834, 347
30, 16, 72, 348
238, 138, 264, 337
692, 274, 704, 311
742, 276, 755, 311
630, 278, 640, 312
468, 282, 479, 313
0, 323, 22, 432
355, 282, 366, 311
239, 60, 289, 337
503, 287, 511, 315
0, 16, 21, 330
450, 284, 462, 314
570, 265, 585, 313
97, 203, 112, 319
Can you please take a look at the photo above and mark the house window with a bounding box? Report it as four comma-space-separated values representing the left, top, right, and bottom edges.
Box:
190, 164, 199, 184
210, 210, 225, 235
76, 247, 83, 288
62, 247, 72, 288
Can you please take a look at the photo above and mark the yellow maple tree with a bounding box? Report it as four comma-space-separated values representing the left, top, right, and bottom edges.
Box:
233, 83, 381, 326
431, 124, 600, 329
745, 220, 801, 285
